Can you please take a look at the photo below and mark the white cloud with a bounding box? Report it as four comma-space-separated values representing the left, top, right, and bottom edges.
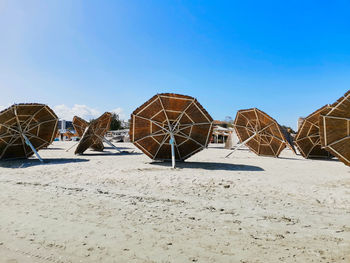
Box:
0, 104, 12, 112
53, 104, 100, 121
110, 107, 126, 120
46, 104, 128, 121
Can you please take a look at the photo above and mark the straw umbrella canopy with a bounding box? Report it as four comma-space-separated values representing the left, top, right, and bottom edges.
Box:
130, 93, 213, 166
294, 105, 332, 159
233, 108, 295, 157
319, 90, 350, 166
75, 112, 112, 154
72, 116, 88, 137
0, 103, 58, 160
72, 116, 104, 151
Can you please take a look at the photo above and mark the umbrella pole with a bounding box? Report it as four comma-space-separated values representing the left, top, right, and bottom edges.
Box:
67, 127, 88, 152
225, 133, 256, 158
170, 134, 175, 168
22, 134, 44, 163
65, 142, 79, 152
99, 136, 122, 153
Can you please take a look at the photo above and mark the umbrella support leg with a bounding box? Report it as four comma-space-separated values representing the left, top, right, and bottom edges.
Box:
101, 137, 122, 153
22, 134, 44, 163
225, 133, 256, 158
66, 142, 79, 152
170, 134, 175, 168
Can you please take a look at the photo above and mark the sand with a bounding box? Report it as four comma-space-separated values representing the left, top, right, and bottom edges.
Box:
0, 141, 349, 263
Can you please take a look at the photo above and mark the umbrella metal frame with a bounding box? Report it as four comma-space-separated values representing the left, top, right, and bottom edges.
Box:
320, 91, 350, 165
131, 94, 213, 168
225, 122, 276, 158
226, 108, 293, 158
72, 113, 124, 155
294, 105, 332, 159
0, 104, 58, 162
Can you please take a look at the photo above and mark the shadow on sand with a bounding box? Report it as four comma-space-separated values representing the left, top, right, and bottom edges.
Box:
150, 161, 264, 171
42, 147, 65, 150
103, 146, 135, 150
0, 158, 89, 168
278, 156, 338, 162
81, 151, 142, 156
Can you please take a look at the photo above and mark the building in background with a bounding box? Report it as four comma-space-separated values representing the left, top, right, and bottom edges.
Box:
210, 120, 240, 149
55, 120, 77, 141
106, 129, 130, 142
297, 117, 305, 131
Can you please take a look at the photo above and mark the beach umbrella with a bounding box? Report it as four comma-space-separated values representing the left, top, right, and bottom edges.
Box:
72, 116, 104, 151
0, 103, 58, 162
319, 90, 350, 166
130, 93, 213, 168
74, 112, 113, 154
228, 108, 295, 157
294, 105, 332, 159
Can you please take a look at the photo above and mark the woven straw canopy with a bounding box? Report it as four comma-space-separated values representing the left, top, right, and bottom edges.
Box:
234, 108, 295, 157
319, 90, 350, 166
0, 103, 58, 159
295, 105, 332, 159
74, 112, 112, 154
73, 116, 104, 151
130, 93, 213, 161
72, 116, 88, 137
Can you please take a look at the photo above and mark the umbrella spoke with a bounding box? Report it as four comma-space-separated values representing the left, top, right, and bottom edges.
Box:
24, 132, 50, 145
178, 122, 212, 130
25, 119, 58, 133
0, 123, 22, 134
132, 114, 170, 133
0, 133, 19, 159
134, 130, 168, 143
22, 106, 46, 132
326, 135, 350, 148
239, 113, 256, 132
157, 95, 172, 130
177, 131, 205, 148
0, 133, 14, 140
193, 101, 212, 123
154, 133, 170, 159
171, 100, 195, 131
233, 124, 256, 134
323, 115, 350, 121
134, 141, 154, 158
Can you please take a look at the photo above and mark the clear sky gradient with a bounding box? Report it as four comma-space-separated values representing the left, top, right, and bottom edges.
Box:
1, 0, 350, 129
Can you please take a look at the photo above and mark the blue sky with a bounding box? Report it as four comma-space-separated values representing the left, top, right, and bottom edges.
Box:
1, 0, 350, 129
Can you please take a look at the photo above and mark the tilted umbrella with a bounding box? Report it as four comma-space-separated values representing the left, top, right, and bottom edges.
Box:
73, 116, 104, 151
0, 103, 58, 161
294, 105, 332, 159
228, 108, 295, 157
130, 93, 213, 168
74, 112, 113, 154
319, 90, 350, 166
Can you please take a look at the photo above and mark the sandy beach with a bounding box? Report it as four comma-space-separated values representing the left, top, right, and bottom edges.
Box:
0, 142, 349, 263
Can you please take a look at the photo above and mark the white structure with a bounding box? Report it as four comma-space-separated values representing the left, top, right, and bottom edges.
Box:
211, 126, 239, 148
224, 128, 239, 149
297, 117, 305, 131
60, 119, 66, 133
105, 129, 130, 142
